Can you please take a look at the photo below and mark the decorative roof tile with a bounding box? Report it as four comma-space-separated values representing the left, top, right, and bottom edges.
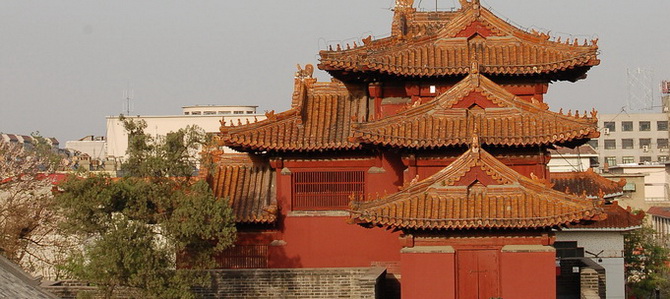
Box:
319, 1, 599, 81
221, 79, 364, 152
352, 74, 599, 148
210, 154, 277, 224
565, 201, 643, 231
647, 206, 670, 219
350, 143, 603, 230
551, 169, 625, 199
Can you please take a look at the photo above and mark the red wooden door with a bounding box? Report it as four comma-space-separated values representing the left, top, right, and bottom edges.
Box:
457, 250, 500, 299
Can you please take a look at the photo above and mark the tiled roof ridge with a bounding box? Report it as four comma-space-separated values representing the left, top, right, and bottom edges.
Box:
351, 145, 603, 229
352, 73, 599, 147
551, 168, 626, 199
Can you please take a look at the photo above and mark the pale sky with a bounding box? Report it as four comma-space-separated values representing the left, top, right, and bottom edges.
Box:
1, 0, 669, 143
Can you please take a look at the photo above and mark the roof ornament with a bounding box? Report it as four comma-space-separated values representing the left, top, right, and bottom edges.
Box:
459, 0, 480, 9
295, 64, 313, 79
470, 61, 480, 86
219, 118, 228, 133
394, 0, 413, 9
470, 132, 480, 153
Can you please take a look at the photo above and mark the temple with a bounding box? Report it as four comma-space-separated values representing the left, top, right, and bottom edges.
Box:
206, 0, 613, 298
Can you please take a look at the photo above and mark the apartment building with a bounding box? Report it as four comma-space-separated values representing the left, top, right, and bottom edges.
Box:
593, 112, 669, 167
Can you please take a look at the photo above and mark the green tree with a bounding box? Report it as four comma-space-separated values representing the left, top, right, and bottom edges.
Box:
56, 118, 236, 299
624, 224, 670, 298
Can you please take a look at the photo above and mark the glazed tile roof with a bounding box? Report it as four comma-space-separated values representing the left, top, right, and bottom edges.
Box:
210, 154, 277, 224
319, 1, 599, 81
221, 79, 364, 152
350, 142, 603, 230
565, 201, 643, 231
647, 206, 670, 219
352, 73, 599, 148
551, 168, 625, 199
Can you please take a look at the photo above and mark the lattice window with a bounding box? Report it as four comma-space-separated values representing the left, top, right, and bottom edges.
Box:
292, 171, 365, 210
217, 245, 268, 269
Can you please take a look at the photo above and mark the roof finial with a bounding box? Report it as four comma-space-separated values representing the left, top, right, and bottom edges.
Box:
395, 0, 414, 9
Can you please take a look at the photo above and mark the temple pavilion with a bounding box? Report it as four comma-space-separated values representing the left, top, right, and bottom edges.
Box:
206, 0, 611, 298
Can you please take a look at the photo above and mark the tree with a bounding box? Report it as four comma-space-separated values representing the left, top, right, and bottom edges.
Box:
624, 224, 670, 298
0, 135, 72, 279
55, 118, 236, 299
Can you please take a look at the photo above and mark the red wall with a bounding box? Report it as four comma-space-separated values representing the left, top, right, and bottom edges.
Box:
500, 251, 556, 298
401, 251, 456, 299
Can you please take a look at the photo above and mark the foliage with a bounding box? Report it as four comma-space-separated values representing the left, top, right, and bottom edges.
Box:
624, 223, 670, 298
0, 135, 73, 279
56, 118, 235, 299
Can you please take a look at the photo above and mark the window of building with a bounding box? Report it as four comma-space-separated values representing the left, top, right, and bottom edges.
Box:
640, 156, 652, 162
603, 122, 616, 132
292, 171, 365, 210
234, 111, 244, 114
203, 111, 216, 115
587, 140, 598, 149
658, 121, 668, 131
639, 121, 651, 131
622, 121, 633, 131
658, 138, 668, 149
622, 156, 635, 164
184, 112, 190, 115
604, 139, 616, 150
190, 111, 201, 115
622, 139, 634, 149
219, 111, 231, 114
659, 155, 669, 162
246, 111, 254, 114
640, 138, 651, 149
604, 156, 617, 166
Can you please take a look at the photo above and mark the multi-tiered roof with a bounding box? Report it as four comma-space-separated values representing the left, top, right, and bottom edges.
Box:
214, 0, 605, 228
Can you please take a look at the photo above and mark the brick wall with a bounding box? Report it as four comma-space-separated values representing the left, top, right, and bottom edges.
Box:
194, 267, 385, 299
45, 267, 387, 299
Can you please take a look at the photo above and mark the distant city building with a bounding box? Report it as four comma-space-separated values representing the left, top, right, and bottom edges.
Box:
105, 105, 266, 161
548, 145, 598, 172
0, 134, 59, 149
64, 135, 106, 160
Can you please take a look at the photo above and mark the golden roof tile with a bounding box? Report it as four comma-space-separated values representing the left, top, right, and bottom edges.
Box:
319, 2, 599, 81
352, 73, 599, 148
210, 154, 277, 224
350, 143, 603, 230
221, 79, 364, 152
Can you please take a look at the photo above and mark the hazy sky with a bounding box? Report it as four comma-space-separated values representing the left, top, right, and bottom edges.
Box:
2, 0, 669, 143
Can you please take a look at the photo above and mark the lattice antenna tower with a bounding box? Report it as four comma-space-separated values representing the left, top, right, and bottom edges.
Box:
122, 88, 134, 116
626, 68, 655, 111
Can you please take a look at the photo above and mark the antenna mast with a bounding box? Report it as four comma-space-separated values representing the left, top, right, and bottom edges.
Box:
122, 84, 134, 115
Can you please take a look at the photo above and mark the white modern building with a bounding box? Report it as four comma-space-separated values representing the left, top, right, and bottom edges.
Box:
64, 136, 106, 160
106, 105, 266, 161
547, 145, 598, 173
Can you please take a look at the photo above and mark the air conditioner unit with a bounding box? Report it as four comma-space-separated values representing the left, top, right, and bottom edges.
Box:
604, 128, 610, 135
643, 145, 649, 152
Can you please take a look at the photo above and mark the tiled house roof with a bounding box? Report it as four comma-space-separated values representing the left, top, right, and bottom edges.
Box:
0, 255, 57, 299
566, 201, 643, 231
350, 143, 603, 230
209, 154, 277, 224
647, 206, 670, 219
352, 73, 598, 148
221, 80, 364, 152
319, 1, 599, 81
551, 168, 625, 199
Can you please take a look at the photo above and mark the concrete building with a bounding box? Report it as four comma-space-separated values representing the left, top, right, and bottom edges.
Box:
105, 105, 266, 161
594, 111, 669, 167
548, 145, 598, 173
607, 164, 670, 204
64, 135, 106, 161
